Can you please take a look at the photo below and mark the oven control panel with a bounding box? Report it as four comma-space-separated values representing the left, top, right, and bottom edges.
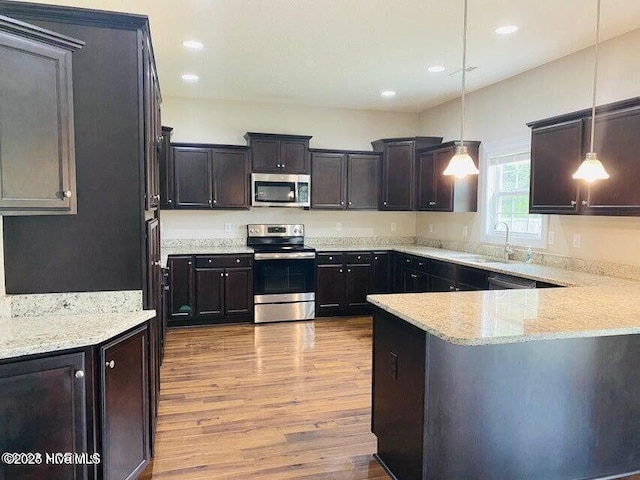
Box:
247, 224, 304, 238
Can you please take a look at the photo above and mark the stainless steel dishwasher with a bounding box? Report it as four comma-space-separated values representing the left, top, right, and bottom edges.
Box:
488, 274, 537, 290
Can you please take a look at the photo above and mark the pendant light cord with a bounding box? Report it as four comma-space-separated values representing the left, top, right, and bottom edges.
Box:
460, 0, 468, 146
590, 0, 600, 153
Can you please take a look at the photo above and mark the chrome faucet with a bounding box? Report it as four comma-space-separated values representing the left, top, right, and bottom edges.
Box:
494, 221, 514, 260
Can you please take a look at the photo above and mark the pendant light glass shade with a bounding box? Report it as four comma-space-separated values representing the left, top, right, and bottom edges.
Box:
573, 0, 610, 183
443, 0, 479, 179
572, 152, 610, 182
443, 145, 479, 178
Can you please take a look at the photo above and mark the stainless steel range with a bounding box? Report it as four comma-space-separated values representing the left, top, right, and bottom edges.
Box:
247, 224, 316, 323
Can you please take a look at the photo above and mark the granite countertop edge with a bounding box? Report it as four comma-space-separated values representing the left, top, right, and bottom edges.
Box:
0, 310, 156, 361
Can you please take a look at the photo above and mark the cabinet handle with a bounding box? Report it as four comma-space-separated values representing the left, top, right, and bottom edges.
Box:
449, 286, 455, 291
220, 273, 223, 277
340, 201, 344, 205
339, 269, 343, 273
63, 190, 73, 198
411, 274, 417, 278
570, 200, 577, 206
154, 261, 160, 266
348, 269, 351, 272
154, 194, 160, 200
209, 259, 212, 263
429, 201, 436, 206
276, 164, 281, 168
582, 200, 588, 206
406, 259, 410, 263
105, 360, 115, 369
329, 256, 333, 260
374, 256, 378, 260
213, 200, 217, 204
168, 199, 173, 204
357, 256, 361, 260
419, 262, 424, 266
188, 261, 192, 265
349, 201, 352, 205
281, 164, 285, 168
225, 273, 229, 277
208, 199, 212, 204
383, 201, 387, 206
455, 287, 460, 291
75, 370, 84, 379
236, 258, 241, 263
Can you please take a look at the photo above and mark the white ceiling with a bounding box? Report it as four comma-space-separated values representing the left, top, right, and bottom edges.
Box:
21, 0, 640, 112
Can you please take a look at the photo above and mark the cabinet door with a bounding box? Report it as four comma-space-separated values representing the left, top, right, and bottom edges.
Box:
371, 252, 390, 294
347, 153, 380, 209
158, 127, 173, 208
581, 108, 640, 215
530, 120, 582, 214
144, 43, 160, 211
311, 152, 347, 209
101, 326, 149, 480
346, 263, 371, 308
433, 147, 455, 211
392, 254, 406, 293
145, 218, 161, 311
195, 267, 224, 318
168, 256, 194, 321
251, 138, 280, 173
403, 269, 418, 293
280, 140, 308, 173
224, 267, 253, 317
0, 352, 88, 480
0, 28, 78, 214
173, 147, 212, 208
316, 264, 346, 315
382, 142, 415, 210
430, 274, 455, 292
417, 151, 437, 210
212, 148, 249, 208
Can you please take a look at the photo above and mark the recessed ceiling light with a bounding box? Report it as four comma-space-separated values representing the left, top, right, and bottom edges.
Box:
495, 25, 519, 35
181, 73, 199, 82
428, 65, 446, 73
182, 40, 204, 50
381, 90, 396, 97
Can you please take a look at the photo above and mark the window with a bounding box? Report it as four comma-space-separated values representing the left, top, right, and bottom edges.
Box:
482, 138, 547, 248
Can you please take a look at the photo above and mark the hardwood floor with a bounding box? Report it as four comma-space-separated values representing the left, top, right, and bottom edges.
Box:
141, 317, 640, 480
140, 317, 390, 479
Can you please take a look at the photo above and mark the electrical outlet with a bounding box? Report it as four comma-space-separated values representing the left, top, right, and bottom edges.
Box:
224, 222, 232, 233
463, 225, 468, 238
548, 231, 555, 245
572, 233, 581, 248
429, 224, 434, 233
391, 222, 397, 231
336, 222, 342, 232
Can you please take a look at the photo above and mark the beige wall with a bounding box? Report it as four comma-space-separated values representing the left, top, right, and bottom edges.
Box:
161, 97, 420, 239
417, 28, 640, 265
163, 96, 419, 150
161, 210, 416, 240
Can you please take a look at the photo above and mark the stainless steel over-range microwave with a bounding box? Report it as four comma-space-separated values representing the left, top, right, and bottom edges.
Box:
251, 173, 311, 208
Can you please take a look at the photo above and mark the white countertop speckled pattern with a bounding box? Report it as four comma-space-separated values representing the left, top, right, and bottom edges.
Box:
0, 310, 156, 360
368, 287, 640, 346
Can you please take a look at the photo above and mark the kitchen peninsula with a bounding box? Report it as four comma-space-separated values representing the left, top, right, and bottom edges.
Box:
368, 287, 640, 480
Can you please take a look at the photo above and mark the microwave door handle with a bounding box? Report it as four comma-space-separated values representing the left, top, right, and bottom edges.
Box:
294, 182, 299, 203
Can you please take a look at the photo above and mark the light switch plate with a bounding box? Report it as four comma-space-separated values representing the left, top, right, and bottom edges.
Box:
224, 223, 232, 233
572, 233, 581, 248
429, 224, 434, 233
391, 222, 397, 231
463, 225, 468, 238
336, 222, 342, 232
548, 231, 555, 245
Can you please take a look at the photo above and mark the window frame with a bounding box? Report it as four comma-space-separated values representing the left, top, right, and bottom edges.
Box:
480, 136, 548, 249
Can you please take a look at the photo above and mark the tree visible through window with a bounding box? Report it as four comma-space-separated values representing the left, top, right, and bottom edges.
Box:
484, 149, 545, 246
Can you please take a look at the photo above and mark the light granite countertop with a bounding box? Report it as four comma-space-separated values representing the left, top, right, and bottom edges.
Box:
368, 286, 640, 346
0, 310, 156, 360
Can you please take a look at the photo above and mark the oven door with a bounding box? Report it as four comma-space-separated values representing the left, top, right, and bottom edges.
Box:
251, 173, 310, 207
253, 255, 316, 298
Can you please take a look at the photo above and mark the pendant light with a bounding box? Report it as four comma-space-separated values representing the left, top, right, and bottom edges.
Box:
443, 0, 479, 179
572, 0, 610, 182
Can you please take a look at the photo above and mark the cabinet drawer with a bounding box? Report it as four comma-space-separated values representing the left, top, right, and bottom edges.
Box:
195, 255, 252, 268
346, 252, 372, 264
413, 257, 428, 273
429, 259, 455, 279
317, 253, 344, 265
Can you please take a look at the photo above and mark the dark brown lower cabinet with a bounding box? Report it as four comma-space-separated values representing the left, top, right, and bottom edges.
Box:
0, 352, 89, 480
169, 254, 253, 326
0, 319, 156, 480
316, 252, 374, 316
370, 252, 391, 294
100, 325, 149, 480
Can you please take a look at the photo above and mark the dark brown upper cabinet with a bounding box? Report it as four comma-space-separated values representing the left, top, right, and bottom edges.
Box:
417, 141, 480, 212
528, 97, 640, 216
245, 132, 312, 174
372, 137, 442, 211
310, 150, 381, 210
172, 143, 250, 209
158, 126, 174, 208
144, 36, 162, 211
0, 16, 83, 215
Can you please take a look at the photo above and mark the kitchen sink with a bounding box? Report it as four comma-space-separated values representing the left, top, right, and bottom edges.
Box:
455, 255, 512, 264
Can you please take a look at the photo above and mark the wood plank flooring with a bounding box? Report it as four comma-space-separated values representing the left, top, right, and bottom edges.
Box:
141, 317, 640, 480
140, 317, 390, 479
